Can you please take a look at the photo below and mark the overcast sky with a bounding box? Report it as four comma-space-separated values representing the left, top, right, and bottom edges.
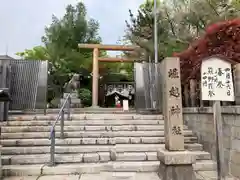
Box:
0, 0, 144, 57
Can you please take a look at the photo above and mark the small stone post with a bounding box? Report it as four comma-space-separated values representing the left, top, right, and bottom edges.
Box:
158, 57, 196, 180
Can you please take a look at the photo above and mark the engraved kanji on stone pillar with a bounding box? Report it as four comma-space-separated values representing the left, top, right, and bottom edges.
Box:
161, 57, 184, 151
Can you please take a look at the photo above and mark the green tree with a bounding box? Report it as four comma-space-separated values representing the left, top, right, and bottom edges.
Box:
171, 0, 240, 36
17, 2, 102, 75
125, 0, 189, 61
16, 46, 50, 60
125, 0, 240, 61
232, 0, 240, 10
42, 2, 102, 74
16, 2, 104, 103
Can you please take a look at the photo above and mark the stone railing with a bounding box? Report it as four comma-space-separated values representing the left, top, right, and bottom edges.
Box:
183, 106, 240, 178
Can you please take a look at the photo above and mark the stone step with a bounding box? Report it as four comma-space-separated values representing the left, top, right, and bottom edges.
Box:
5, 173, 234, 180
8, 114, 163, 121
12, 107, 135, 113
1, 125, 189, 133
1, 144, 203, 155
2, 153, 111, 165
1, 130, 194, 139
2, 160, 217, 176
117, 151, 211, 162
195, 171, 235, 180
2, 161, 161, 176
2, 119, 164, 126
1, 136, 197, 146
193, 160, 217, 171
2, 172, 161, 180
2, 175, 79, 180
2, 151, 211, 165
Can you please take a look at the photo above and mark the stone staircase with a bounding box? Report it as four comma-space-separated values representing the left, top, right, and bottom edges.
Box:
0, 113, 233, 180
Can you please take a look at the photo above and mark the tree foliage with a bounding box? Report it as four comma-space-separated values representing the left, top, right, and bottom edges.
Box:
170, 0, 240, 82
16, 46, 50, 60
174, 18, 240, 82
125, 0, 189, 61
42, 2, 102, 74
78, 88, 92, 107
125, 0, 240, 62
16, 1, 135, 105
232, 0, 240, 10
16, 2, 104, 100
17, 2, 102, 75
17, 2, 128, 78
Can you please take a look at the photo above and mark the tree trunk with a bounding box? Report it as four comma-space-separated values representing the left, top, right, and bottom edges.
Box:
198, 81, 204, 107
184, 84, 190, 107
190, 79, 197, 107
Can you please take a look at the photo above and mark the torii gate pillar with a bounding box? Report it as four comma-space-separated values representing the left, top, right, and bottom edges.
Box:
92, 48, 99, 107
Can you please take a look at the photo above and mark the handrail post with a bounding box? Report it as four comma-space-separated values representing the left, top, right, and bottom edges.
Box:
49, 92, 72, 167
50, 128, 55, 166
67, 96, 71, 120
60, 110, 64, 139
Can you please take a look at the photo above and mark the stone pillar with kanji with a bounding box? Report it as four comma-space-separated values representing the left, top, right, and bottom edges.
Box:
158, 57, 196, 180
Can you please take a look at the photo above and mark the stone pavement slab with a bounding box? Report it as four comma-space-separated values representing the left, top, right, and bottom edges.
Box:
80, 172, 161, 180
3, 175, 80, 180
134, 173, 161, 180
2, 173, 160, 180
197, 171, 217, 179
38, 175, 80, 180
3, 177, 38, 180
195, 171, 237, 180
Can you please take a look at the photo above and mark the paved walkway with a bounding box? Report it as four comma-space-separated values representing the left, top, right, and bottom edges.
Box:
3, 172, 161, 180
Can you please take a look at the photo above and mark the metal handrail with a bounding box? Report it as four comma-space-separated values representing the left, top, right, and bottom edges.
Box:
49, 93, 71, 166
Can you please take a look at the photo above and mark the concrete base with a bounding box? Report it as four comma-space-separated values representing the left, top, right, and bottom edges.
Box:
136, 108, 162, 115
61, 92, 81, 108
63, 92, 78, 99
89, 105, 100, 109
157, 149, 196, 180
158, 163, 196, 180
0, 102, 9, 121
60, 98, 81, 108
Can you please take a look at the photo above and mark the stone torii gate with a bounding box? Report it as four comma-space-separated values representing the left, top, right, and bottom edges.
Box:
78, 44, 138, 107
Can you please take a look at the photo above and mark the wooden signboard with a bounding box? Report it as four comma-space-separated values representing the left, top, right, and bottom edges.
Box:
123, 100, 129, 111
201, 56, 234, 180
201, 57, 234, 101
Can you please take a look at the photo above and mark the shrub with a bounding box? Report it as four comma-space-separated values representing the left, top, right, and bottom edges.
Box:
78, 88, 92, 107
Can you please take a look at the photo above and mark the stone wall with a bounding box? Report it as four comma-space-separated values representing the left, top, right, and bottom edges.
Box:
183, 107, 240, 178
